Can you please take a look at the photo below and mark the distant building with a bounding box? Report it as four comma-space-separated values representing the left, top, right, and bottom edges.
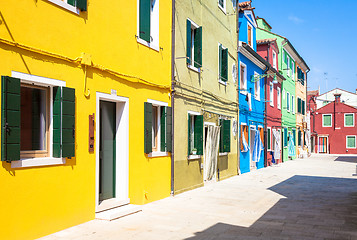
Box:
315, 88, 357, 109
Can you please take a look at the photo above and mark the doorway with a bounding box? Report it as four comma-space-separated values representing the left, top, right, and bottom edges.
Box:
203, 123, 219, 182
318, 136, 328, 153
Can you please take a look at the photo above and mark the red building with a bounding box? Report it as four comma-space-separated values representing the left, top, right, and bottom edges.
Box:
257, 39, 285, 165
308, 92, 357, 154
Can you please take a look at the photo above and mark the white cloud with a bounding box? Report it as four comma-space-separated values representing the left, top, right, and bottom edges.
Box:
288, 15, 304, 24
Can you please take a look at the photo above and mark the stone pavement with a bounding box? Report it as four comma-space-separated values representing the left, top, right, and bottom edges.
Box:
40, 154, 357, 240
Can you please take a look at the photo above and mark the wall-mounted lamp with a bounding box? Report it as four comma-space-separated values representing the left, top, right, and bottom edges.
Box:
251, 73, 278, 84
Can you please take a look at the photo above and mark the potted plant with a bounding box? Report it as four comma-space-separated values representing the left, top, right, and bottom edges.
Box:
192, 148, 197, 155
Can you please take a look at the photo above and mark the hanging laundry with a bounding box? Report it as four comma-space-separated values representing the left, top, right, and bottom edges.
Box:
272, 129, 281, 160
288, 133, 296, 157
252, 129, 264, 162
247, 93, 252, 111
242, 129, 249, 152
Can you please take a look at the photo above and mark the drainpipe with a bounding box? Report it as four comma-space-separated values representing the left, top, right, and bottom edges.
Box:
170, 0, 175, 196
264, 43, 270, 168
236, 0, 240, 174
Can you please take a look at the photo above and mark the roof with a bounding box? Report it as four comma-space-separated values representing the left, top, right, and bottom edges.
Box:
239, 1, 251, 9
256, 17, 272, 30
308, 90, 319, 96
256, 38, 277, 45
319, 88, 357, 97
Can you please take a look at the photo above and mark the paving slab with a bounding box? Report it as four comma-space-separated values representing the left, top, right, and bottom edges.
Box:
39, 154, 357, 240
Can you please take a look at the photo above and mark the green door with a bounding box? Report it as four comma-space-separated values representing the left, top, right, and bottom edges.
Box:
99, 101, 116, 202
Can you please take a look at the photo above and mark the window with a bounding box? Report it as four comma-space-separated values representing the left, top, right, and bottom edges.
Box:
144, 101, 172, 155
345, 113, 354, 127
277, 87, 281, 109
240, 62, 247, 93
186, 19, 202, 70
218, 0, 226, 12
254, 72, 260, 100
138, 0, 159, 49
302, 100, 305, 115
240, 124, 249, 152
1, 75, 75, 164
267, 127, 271, 150
272, 50, 277, 69
298, 130, 302, 146
297, 66, 305, 85
322, 114, 332, 127
286, 92, 290, 111
283, 128, 288, 147
347, 136, 356, 149
291, 95, 295, 114
292, 129, 296, 146
247, 23, 253, 47
297, 98, 302, 114
269, 82, 274, 106
47, 0, 87, 14
219, 44, 228, 83
219, 119, 231, 153
286, 54, 290, 77
291, 61, 295, 81
187, 113, 203, 155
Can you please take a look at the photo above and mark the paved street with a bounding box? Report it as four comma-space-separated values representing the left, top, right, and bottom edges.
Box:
40, 154, 357, 240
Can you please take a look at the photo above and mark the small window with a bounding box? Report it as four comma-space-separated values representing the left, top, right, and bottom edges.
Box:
240, 63, 247, 92
345, 113, 354, 127
323, 114, 332, 127
286, 92, 290, 111
47, 0, 87, 13
277, 87, 281, 109
298, 130, 302, 146
291, 95, 295, 114
218, 0, 226, 12
247, 23, 253, 47
267, 128, 271, 150
286, 55, 290, 77
219, 44, 228, 83
219, 119, 231, 153
297, 98, 301, 114
269, 82, 274, 106
272, 51, 277, 70
283, 128, 288, 147
138, 0, 159, 48
254, 72, 260, 100
347, 136, 356, 149
186, 19, 202, 69
188, 113, 204, 155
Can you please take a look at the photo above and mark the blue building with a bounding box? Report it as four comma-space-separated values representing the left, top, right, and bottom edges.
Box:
238, 2, 269, 173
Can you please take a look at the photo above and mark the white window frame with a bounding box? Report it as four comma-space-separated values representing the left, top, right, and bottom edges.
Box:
272, 50, 277, 70
277, 87, 281, 110
269, 82, 274, 106
247, 22, 254, 48
187, 110, 202, 159
254, 72, 260, 100
286, 92, 290, 112
286, 55, 290, 77
267, 127, 272, 151
137, 0, 160, 52
344, 113, 355, 127
240, 62, 247, 95
218, 0, 226, 14
291, 95, 295, 114
346, 136, 356, 149
187, 19, 201, 73
147, 99, 169, 157
10, 71, 67, 168
47, 0, 80, 14
219, 43, 228, 85
322, 114, 332, 127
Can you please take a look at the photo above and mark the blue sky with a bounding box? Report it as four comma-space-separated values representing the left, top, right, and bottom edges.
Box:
251, 0, 357, 95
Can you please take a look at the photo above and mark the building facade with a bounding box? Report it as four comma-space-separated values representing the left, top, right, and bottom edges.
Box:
173, 0, 238, 194
0, 0, 172, 239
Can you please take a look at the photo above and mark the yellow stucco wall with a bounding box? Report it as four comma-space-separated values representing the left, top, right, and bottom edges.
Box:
295, 63, 307, 155
0, 0, 172, 239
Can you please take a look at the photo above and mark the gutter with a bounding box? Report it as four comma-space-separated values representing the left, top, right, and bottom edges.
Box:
170, 0, 175, 195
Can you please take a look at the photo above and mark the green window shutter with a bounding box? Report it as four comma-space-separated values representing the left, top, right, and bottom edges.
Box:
139, 0, 151, 42
298, 130, 302, 146
53, 86, 62, 158
292, 129, 296, 145
297, 98, 301, 113
323, 115, 331, 127
219, 44, 222, 79
284, 128, 287, 147
76, 0, 87, 11
194, 27, 202, 68
1, 76, 20, 162
267, 129, 271, 149
166, 107, 172, 152
284, 51, 287, 65
194, 115, 204, 155
347, 136, 356, 148
68, 0, 75, 7
188, 114, 191, 155
62, 87, 75, 158
224, 120, 231, 152
219, 119, 224, 153
186, 20, 192, 65
345, 114, 354, 126
160, 107, 166, 152
302, 100, 305, 115
222, 48, 228, 82
144, 102, 152, 154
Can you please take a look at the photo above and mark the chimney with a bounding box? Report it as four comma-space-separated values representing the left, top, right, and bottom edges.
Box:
355, 88, 357, 94
334, 93, 341, 103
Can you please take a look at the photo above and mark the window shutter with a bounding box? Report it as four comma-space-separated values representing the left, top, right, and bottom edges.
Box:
144, 102, 152, 154
188, 114, 191, 155
194, 27, 202, 68
68, 0, 75, 7
219, 44, 222, 79
139, 0, 151, 42
219, 119, 224, 153
1, 76, 20, 161
186, 20, 192, 65
267, 129, 271, 149
53, 87, 62, 158
345, 114, 353, 126
62, 87, 75, 158
284, 51, 287, 65
76, 0, 87, 11
224, 120, 231, 152
297, 98, 301, 113
194, 115, 203, 155
166, 107, 172, 152
298, 130, 302, 146
292, 129, 296, 145
259, 127, 264, 146
222, 48, 228, 82
160, 107, 166, 152
284, 128, 287, 147
302, 100, 305, 115
240, 125, 244, 151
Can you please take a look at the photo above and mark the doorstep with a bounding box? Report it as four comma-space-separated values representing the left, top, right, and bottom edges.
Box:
95, 204, 142, 221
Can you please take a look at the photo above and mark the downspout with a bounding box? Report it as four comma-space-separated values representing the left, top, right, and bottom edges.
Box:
264, 43, 270, 167
170, 0, 175, 195
236, 0, 240, 175
280, 40, 288, 161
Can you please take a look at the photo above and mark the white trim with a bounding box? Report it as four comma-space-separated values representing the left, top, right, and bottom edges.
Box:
277, 87, 281, 110
46, 0, 80, 14
219, 80, 227, 86
11, 157, 66, 168
218, 0, 226, 14
204, 122, 216, 127
147, 99, 168, 107
286, 91, 290, 112
322, 114, 332, 127
244, 10, 257, 28
254, 71, 260, 101
239, 62, 248, 95
219, 152, 228, 156
148, 152, 168, 157
240, 122, 247, 126
95, 92, 129, 213
344, 113, 355, 127
188, 155, 201, 160
291, 95, 295, 114
136, 38, 160, 52
187, 18, 199, 28
272, 50, 277, 70
188, 65, 201, 73
346, 135, 357, 149
269, 82, 274, 106
247, 21, 254, 49
238, 44, 266, 70
12, 71, 66, 87
188, 110, 201, 116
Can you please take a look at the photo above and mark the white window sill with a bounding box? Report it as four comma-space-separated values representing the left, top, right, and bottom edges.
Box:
188, 65, 201, 73
148, 151, 168, 158
47, 0, 79, 14
345, 126, 355, 128
219, 80, 227, 86
218, 4, 226, 14
137, 38, 159, 52
188, 154, 201, 160
255, 97, 261, 101
240, 90, 247, 95
11, 157, 66, 168
219, 152, 228, 156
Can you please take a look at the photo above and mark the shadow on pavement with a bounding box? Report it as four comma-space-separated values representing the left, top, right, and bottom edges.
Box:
335, 156, 357, 163
185, 175, 357, 240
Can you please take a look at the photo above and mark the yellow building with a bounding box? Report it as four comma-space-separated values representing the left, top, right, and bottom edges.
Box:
0, 0, 172, 239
